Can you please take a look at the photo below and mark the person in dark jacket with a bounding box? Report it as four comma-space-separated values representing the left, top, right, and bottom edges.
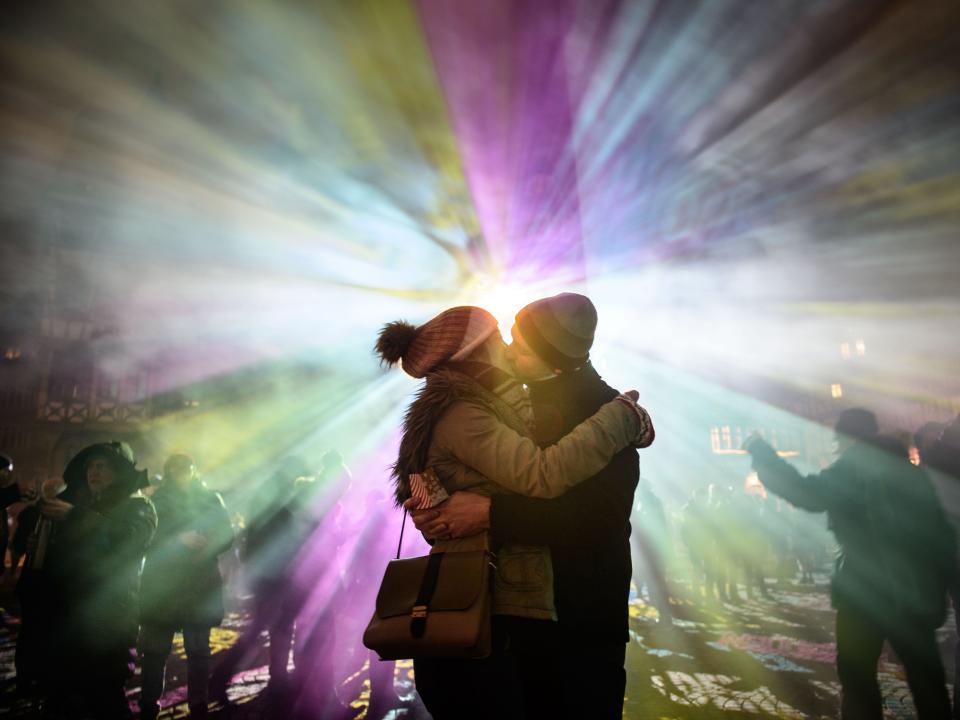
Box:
7, 456, 43, 694
410, 294, 653, 720
210, 456, 315, 708
744, 409, 955, 720
0, 454, 13, 577
17, 441, 157, 719
0, 454, 38, 578
923, 415, 960, 718
138, 454, 234, 720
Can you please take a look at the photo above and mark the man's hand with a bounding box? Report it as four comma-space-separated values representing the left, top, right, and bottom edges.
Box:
404, 498, 448, 541
443, 492, 492, 538
404, 492, 492, 540
39, 498, 74, 521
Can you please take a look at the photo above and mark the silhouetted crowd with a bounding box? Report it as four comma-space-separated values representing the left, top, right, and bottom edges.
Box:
631, 410, 960, 720
630, 474, 832, 622
0, 445, 395, 720
0, 408, 959, 719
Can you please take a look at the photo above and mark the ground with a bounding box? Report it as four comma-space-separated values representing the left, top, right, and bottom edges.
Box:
0, 574, 955, 718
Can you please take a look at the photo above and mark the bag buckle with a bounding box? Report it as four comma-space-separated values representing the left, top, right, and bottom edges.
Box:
411, 605, 428, 619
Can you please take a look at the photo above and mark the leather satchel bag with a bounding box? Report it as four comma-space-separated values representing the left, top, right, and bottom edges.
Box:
363, 513, 493, 661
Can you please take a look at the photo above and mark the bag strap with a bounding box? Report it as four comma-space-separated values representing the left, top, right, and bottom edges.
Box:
410, 551, 445, 638
396, 508, 407, 560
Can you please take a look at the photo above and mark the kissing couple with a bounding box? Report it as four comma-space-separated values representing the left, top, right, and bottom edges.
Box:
375, 293, 654, 720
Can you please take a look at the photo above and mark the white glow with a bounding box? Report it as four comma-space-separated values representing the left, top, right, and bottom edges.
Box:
462, 276, 576, 340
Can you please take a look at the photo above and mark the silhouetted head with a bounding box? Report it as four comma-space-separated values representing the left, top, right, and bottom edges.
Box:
163, 453, 196, 488
0, 453, 12, 486
942, 416, 960, 450
834, 408, 879, 452
507, 293, 597, 380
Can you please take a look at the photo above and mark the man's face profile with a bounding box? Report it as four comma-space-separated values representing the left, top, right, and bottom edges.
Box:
506, 324, 554, 381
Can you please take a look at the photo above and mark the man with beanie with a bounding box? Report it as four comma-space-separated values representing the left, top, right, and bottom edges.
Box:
409, 293, 651, 719
375, 304, 653, 720
139, 454, 234, 720
744, 409, 955, 720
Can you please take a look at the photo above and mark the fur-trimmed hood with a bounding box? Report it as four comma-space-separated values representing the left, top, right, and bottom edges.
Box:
391, 367, 528, 505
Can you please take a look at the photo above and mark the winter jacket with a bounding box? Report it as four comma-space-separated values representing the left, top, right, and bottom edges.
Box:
140, 479, 234, 628
488, 364, 642, 644
748, 436, 956, 627
392, 363, 649, 620
18, 484, 157, 660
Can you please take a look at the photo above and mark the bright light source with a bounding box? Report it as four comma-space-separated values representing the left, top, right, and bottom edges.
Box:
840, 342, 851, 359
831, 383, 843, 399
855, 339, 866, 356
909, 446, 920, 465
463, 276, 574, 340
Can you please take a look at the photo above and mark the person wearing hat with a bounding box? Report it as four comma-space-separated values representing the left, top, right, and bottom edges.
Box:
408, 293, 654, 719
138, 454, 233, 720
16, 442, 157, 719
744, 410, 954, 720
375, 304, 652, 720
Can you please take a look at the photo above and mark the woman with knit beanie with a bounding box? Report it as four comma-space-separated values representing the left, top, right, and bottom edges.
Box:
374, 305, 652, 720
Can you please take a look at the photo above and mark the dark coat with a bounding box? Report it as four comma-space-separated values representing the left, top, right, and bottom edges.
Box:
489, 363, 641, 644
748, 436, 956, 627
140, 479, 234, 628
0, 482, 19, 509
17, 481, 157, 672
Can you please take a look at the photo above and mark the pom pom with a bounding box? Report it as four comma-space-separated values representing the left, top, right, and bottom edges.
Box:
375, 320, 418, 366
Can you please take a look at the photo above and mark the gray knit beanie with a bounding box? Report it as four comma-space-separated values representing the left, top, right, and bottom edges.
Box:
515, 293, 597, 372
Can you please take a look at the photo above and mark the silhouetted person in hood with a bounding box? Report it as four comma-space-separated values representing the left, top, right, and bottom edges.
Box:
18, 442, 157, 719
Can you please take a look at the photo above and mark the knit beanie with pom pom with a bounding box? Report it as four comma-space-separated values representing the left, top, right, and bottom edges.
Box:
375, 306, 499, 379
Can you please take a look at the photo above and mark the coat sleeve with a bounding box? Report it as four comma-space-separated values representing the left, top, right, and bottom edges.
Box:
206, 492, 235, 558
433, 399, 649, 498
67, 496, 157, 565
748, 439, 835, 513
110, 496, 159, 559
490, 451, 638, 545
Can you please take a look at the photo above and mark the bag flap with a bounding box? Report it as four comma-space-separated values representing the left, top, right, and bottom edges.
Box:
375, 550, 488, 619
